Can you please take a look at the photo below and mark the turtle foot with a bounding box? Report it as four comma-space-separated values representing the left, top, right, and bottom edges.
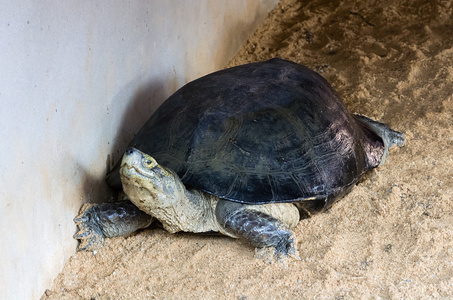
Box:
73, 201, 154, 252
216, 200, 299, 260
255, 231, 301, 264
73, 204, 106, 251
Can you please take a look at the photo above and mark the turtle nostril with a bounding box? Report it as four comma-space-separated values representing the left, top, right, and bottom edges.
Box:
125, 148, 135, 156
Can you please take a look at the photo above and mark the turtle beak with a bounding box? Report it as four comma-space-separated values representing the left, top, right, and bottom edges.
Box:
125, 147, 137, 157
122, 148, 143, 168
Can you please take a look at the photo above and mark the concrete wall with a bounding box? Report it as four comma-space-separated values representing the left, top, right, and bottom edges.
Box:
0, 1, 277, 298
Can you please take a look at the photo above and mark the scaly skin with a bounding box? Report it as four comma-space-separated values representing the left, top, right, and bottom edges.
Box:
215, 199, 299, 257
73, 201, 154, 251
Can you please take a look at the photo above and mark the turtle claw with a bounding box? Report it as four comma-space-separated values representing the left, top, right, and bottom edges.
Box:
73, 229, 105, 252
256, 233, 300, 263
73, 201, 154, 252
74, 204, 106, 252
73, 230, 90, 239
73, 215, 89, 223
255, 237, 300, 265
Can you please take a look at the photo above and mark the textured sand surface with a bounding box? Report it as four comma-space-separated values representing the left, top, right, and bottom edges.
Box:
43, 0, 453, 298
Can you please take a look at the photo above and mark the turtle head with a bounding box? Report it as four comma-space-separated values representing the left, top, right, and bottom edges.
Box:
119, 148, 185, 211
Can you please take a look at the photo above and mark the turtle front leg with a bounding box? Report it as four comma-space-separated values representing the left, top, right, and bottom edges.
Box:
74, 201, 154, 251
215, 199, 298, 258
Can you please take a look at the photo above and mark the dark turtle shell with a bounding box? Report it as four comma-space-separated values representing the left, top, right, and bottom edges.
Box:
116, 58, 385, 207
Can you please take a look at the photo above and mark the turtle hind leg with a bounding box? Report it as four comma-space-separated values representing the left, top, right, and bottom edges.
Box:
215, 200, 297, 258
73, 201, 154, 251
354, 114, 405, 165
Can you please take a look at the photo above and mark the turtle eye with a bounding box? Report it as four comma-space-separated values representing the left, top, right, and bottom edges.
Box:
143, 159, 153, 167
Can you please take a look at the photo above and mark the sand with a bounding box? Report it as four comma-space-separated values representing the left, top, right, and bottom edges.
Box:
43, 0, 453, 298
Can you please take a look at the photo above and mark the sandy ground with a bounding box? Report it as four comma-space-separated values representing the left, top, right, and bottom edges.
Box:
43, 0, 453, 299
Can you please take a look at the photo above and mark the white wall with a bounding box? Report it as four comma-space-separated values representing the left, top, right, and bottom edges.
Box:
0, 1, 277, 298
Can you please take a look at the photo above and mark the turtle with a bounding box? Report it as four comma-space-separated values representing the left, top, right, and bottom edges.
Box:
74, 58, 404, 257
